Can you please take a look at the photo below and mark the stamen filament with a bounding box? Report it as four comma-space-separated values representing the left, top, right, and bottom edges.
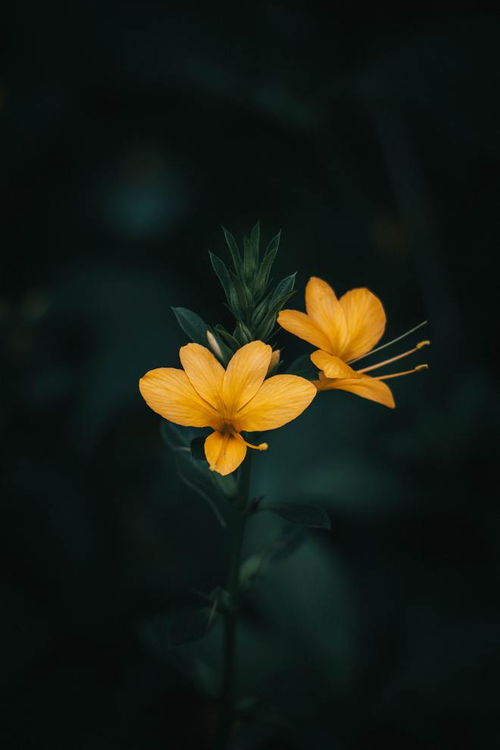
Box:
377, 364, 428, 381
349, 320, 428, 364
359, 341, 430, 374
236, 434, 268, 451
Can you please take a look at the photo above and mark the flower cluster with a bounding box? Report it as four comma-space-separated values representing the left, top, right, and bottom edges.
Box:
140, 225, 428, 475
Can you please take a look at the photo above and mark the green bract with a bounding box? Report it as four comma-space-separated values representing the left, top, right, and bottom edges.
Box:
172, 222, 296, 362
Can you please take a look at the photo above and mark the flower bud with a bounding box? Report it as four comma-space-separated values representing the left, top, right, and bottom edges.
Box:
267, 349, 280, 376
206, 330, 224, 361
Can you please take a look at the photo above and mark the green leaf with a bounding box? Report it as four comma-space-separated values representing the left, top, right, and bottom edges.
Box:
270, 272, 296, 303
214, 324, 240, 351
221, 225, 241, 270
210, 470, 238, 500
160, 422, 227, 527
233, 278, 253, 312
286, 353, 318, 379
239, 526, 306, 591
250, 298, 269, 328
160, 420, 193, 451
243, 222, 260, 280
260, 503, 331, 530
239, 553, 267, 589
235, 320, 253, 344
250, 220, 260, 252
209, 252, 233, 303
171, 307, 214, 346
269, 525, 306, 561
255, 230, 281, 291
242, 235, 258, 279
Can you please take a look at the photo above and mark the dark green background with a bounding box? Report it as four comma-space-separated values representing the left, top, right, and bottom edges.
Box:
2, 5, 498, 749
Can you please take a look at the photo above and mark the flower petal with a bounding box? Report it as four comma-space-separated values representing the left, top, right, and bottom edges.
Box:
339, 288, 386, 361
222, 341, 272, 415
179, 343, 224, 410
305, 277, 348, 354
139, 368, 222, 427
310, 350, 360, 379
277, 309, 331, 351
315, 373, 395, 408
235, 375, 316, 432
204, 431, 247, 476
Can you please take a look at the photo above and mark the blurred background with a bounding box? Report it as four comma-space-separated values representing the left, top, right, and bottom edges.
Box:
2, 5, 499, 749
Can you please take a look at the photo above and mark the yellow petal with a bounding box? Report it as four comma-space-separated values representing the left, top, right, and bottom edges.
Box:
277, 309, 331, 351
204, 431, 247, 475
179, 343, 224, 410
222, 341, 272, 415
139, 368, 222, 427
310, 350, 360, 379
339, 288, 386, 361
305, 277, 348, 354
235, 375, 316, 432
316, 373, 395, 408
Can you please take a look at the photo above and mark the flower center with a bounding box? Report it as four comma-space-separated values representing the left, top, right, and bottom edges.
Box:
221, 424, 268, 451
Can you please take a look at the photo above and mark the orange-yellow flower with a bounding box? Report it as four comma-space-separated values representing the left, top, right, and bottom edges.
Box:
278, 277, 429, 409
139, 340, 316, 475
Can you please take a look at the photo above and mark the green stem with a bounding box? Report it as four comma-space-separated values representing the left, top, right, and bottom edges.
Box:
214, 454, 252, 748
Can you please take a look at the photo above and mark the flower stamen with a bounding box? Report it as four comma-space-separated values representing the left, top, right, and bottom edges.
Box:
377, 364, 428, 381
236, 433, 268, 451
358, 340, 430, 374
349, 320, 428, 364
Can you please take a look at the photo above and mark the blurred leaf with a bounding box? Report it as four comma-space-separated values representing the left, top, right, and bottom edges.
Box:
286, 353, 317, 379
261, 503, 331, 530
239, 552, 267, 589
160, 421, 228, 527
268, 525, 306, 562
239, 525, 307, 591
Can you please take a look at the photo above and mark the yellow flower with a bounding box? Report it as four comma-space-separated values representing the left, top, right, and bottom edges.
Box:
278, 277, 429, 409
139, 340, 316, 475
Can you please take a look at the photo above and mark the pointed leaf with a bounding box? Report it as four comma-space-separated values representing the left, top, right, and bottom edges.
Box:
255, 230, 281, 291
243, 235, 258, 279
214, 324, 240, 351
250, 298, 269, 328
171, 307, 210, 345
209, 252, 233, 303
250, 220, 260, 253
221, 226, 241, 270
270, 272, 296, 303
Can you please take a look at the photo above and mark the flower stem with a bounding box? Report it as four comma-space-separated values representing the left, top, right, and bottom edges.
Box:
214, 454, 252, 748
